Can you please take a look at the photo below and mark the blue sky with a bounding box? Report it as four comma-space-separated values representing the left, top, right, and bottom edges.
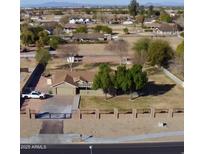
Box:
21, 0, 184, 5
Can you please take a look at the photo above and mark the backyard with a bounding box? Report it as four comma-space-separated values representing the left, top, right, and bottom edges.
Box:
80, 71, 184, 110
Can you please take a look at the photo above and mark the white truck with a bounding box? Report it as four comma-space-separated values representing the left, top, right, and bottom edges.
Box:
21, 91, 46, 99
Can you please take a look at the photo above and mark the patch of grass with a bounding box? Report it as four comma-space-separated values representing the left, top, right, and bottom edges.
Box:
80, 94, 183, 110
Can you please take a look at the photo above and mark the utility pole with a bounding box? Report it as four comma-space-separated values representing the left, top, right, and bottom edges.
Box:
89, 145, 93, 154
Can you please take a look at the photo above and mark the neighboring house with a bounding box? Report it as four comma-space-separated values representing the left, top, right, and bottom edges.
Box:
50, 71, 96, 96
123, 20, 134, 25
155, 23, 181, 35
31, 16, 42, 21
64, 23, 80, 33
69, 18, 95, 24
72, 33, 106, 42
144, 22, 161, 29
165, 10, 178, 17
144, 17, 157, 24
174, 15, 184, 30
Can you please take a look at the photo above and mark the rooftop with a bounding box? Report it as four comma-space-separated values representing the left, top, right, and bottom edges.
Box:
51, 70, 96, 87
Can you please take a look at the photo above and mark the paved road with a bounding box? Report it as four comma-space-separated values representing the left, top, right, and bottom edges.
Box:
20, 51, 121, 58
21, 131, 183, 144
21, 51, 57, 58
21, 142, 184, 154
86, 131, 184, 143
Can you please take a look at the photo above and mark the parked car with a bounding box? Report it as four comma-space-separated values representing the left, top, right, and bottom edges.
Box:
21, 91, 46, 99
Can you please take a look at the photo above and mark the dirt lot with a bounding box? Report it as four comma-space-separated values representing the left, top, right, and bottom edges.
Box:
80, 71, 184, 110
20, 58, 38, 68
20, 72, 30, 90
64, 117, 183, 138
21, 116, 42, 137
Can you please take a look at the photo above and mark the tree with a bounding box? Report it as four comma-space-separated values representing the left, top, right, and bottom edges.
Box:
36, 37, 45, 50
176, 40, 184, 59
148, 5, 154, 17
75, 26, 88, 33
58, 44, 79, 57
38, 31, 49, 45
101, 26, 112, 34
180, 32, 184, 38
159, 11, 172, 23
49, 37, 59, 50
20, 30, 34, 47
94, 25, 103, 32
128, 0, 140, 17
105, 39, 128, 65
49, 36, 60, 50
28, 26, 44, 42
93, 64, 113, 99
57, 44, 79, 71
114, 64, 148, 99
115, 65, 127, 90
132, 38, 151, 65
35, 48, 51, 65
139, 5, 145, 15
130, 64, 147, 90
93, 25, 112, 34
52, 10, 63, 15
136, 15, 145, 27
121, 69, 133, 96
148, 39, 174, 67
59, 15, 69, 25
53, 24, 64, 35
96, 12, 107, 23
123, 27, 129, 34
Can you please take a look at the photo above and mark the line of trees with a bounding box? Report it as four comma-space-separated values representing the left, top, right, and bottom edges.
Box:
20, 24, 64, 65
75, 25, 88, 33
20, 24, 62, 50
93, 64, 148, 100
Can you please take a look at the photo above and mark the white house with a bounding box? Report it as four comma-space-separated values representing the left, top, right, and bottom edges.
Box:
123, 21, 134, 25
69, 19, 76, 24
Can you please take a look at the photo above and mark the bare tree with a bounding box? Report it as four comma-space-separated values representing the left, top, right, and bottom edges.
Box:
58, 44, 79, 56
57, 44, 79, 71
105, 39, 128, 65
96, 12, 108, 23
133, 50, 148, 65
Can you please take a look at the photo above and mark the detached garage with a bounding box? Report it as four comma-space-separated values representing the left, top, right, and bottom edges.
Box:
52, 82, 77, 95
51, 72, 78, 96
50, 70, 95, 96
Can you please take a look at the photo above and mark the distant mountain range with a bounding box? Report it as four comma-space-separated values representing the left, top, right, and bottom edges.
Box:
21, 2, 106, 8
144, 2, 184, 7
21, 1, 184, 8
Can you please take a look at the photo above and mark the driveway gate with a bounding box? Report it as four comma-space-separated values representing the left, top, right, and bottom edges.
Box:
35, 112, 72, 119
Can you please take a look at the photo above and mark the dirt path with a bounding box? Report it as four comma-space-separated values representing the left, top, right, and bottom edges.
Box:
39, 120, 64, 134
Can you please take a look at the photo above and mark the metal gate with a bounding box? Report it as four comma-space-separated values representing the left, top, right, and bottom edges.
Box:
35, 112, 72, 119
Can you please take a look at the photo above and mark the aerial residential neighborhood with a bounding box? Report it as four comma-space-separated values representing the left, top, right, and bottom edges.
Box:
20, 0, 184, 145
